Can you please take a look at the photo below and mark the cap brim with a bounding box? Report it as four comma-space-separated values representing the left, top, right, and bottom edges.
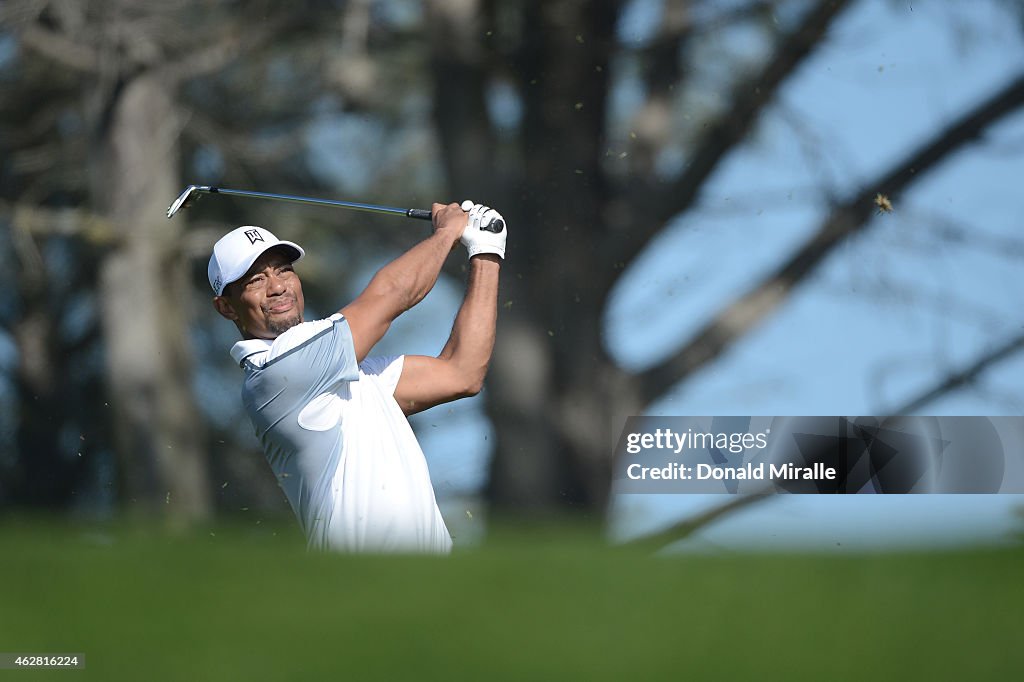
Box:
220, 241, 305, 295
271, 241, 304, 263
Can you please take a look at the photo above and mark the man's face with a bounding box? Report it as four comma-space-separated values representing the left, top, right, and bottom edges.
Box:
213, 247, 304, 339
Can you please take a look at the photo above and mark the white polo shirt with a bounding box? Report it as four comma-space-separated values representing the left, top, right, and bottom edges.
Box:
231, 313, 452, 554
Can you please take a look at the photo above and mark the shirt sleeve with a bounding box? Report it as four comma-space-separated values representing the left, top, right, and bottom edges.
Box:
358, 355, 405, 394
261, 314, 360, 386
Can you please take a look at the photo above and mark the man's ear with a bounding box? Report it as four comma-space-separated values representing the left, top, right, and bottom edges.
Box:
213, 296, 239, 321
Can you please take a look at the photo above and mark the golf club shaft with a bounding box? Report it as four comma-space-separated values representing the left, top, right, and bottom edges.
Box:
202, 186, 432, 220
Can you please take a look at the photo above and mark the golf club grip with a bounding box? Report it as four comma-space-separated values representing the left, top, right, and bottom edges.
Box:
406, 208, 504, 233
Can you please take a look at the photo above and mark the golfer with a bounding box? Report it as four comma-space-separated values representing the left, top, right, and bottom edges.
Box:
208, 201, 505, 553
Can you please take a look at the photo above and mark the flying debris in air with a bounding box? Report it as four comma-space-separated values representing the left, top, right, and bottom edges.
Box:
874, 193, 893, 214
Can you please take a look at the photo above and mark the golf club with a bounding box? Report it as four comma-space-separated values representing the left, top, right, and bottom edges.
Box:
166, 185, 504, 232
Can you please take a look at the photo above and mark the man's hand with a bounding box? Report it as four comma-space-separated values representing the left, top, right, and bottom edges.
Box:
432, 202, 468, 246
459, 201, 507, 259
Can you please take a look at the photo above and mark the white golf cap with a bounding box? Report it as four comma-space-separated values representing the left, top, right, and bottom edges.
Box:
208, 225, 304, 295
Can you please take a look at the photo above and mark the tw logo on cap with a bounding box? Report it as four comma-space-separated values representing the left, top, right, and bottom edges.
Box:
245, 229, 264, 245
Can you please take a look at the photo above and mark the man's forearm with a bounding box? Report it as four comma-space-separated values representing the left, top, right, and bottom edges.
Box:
368, 228, 460, 315
388, 203, 505, 413
439, 255, 500, 388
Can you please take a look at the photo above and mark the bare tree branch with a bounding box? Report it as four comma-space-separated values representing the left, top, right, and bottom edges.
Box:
0, 0, 47, 27
639, 71, 1024, 403
817, 278, 1008, 331
182, 106, 307, 166
159, 20, 282, 82
0, 200, 117, 245
615, 0, 854, 266
891, 332, 1024, 414
901, 208, 1024, 260
618, 493, 771, 552
19, 22, 102, 73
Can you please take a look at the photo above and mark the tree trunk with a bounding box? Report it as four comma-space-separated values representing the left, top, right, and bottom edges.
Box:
430, 0, 624, 512
95, 72, 210, 525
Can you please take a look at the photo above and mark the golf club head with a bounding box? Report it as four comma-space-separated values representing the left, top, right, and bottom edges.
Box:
166, 185, 201, 219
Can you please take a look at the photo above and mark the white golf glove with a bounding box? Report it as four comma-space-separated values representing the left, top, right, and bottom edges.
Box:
459, 200, 506, 259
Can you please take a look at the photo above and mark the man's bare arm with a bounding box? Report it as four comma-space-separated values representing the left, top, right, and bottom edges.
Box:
395, 254, 500, 415
341, 203, 465, 362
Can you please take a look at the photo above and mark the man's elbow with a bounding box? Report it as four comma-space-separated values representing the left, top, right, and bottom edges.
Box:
451, 367, 487, 399
454, 376, 484, 399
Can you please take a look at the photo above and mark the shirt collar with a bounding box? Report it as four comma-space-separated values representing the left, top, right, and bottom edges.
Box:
230, 338, 273, 366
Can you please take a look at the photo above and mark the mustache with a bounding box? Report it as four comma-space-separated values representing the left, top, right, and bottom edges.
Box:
262, 295, 297, 314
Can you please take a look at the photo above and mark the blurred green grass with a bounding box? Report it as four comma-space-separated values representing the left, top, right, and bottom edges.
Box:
1, 519, 1021, 681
